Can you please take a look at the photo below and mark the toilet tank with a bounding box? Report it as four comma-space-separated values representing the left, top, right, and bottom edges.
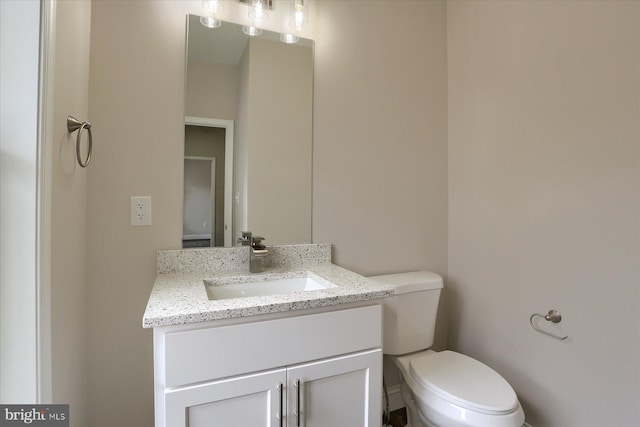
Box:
368, 271, 443, 355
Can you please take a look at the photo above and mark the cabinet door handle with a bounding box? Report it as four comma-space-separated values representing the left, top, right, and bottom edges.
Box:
294, 379, 301, 427
277, 382, 284, 427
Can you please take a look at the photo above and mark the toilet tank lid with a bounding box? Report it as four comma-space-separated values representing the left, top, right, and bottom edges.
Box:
368, 271, 443, 294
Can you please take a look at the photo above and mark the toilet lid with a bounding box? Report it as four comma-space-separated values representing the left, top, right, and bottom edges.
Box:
409, 351, 519, 415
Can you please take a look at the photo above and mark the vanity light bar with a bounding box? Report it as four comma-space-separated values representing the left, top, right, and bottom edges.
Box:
238, 0, 274, 10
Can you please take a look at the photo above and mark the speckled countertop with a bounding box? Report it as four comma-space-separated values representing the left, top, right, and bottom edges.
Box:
143, 243, 393, 328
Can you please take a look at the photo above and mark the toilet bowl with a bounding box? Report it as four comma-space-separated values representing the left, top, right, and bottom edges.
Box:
369, 272, 525, 427
393, 350, 524, 427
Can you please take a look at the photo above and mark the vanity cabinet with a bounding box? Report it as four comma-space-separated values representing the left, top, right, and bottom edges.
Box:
153, 305, 383, 427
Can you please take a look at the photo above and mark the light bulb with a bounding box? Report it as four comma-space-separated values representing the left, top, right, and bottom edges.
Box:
248, 0, 269, 23
291, 0, 305, 31
202, 0, 224, 14
280, 33, 299, 44
200, 16, 222, 28
243, 25, 263, 37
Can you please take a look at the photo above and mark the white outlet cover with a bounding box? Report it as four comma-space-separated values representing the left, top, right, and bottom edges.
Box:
130, 196, 152, 226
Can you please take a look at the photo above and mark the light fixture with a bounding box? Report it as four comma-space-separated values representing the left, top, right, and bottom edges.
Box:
290, 0, 305, 32
201, 0, 224, 28
280, 33, 299, 44
248, 0, 269, 24
243, 25, 263, 36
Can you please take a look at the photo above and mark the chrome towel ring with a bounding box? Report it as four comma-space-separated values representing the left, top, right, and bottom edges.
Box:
67, 115, 92, 168
529, 309, 568, 341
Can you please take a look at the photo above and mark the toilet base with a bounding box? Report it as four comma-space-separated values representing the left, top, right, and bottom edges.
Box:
401, 383, 438, 427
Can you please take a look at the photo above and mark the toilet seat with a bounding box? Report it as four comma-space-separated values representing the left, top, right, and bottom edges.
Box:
408, 351, 519, 415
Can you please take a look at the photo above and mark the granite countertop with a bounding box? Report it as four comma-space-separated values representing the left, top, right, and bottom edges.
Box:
142, 244, 393, 328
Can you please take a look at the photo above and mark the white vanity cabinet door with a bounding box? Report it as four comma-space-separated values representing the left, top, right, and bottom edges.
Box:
165, 368, 286, 427
286, 349, 382, 427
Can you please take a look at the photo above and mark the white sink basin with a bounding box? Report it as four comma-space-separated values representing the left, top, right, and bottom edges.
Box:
204, 272, 337, 300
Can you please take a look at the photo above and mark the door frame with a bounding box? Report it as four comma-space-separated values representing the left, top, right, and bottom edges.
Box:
183, 156, 216, 242
185, 117, 233, 247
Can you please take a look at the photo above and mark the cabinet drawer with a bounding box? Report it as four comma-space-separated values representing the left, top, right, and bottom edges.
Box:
161, 305, 382, 387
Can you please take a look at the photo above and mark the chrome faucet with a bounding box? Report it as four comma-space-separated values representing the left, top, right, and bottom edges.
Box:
249, 235, 268, 273
237, 231, 269, 273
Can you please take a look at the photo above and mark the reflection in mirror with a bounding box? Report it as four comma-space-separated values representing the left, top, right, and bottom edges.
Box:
184, 14, 314, 248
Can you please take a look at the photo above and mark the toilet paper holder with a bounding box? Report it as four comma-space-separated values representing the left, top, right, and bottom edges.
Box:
529, 309, 568, 341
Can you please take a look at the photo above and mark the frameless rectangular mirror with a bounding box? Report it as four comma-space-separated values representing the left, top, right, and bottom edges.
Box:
183, 14, 313, 248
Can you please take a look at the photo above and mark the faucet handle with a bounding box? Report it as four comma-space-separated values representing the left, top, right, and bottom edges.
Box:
237, 231, 252, 246
251, 236, 267, 251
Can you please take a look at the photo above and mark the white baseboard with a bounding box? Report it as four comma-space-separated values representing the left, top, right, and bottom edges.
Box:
386, 384, 404, 412
183, 234, 212, 240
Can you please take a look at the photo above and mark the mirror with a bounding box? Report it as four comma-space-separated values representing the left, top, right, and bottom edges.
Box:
183, 15, 313, 248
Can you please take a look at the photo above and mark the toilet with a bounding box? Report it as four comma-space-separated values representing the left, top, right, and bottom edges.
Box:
369, 271, 525, 427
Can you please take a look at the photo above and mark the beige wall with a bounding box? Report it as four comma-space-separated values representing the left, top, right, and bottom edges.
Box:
87, 2, 187, 426
447, 1, 640, 425
312, 0, 449, 279
51, 1, 91, 426
186, 59, 238, 119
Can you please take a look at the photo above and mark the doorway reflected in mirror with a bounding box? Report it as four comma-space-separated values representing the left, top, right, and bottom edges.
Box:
183, 125, 226, 247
